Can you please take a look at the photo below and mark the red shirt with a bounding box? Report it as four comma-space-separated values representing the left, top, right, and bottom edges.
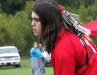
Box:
51, 28, 97, 75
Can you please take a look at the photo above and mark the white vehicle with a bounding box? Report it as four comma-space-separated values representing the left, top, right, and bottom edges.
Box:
42, 51, 51, 66
38, 44, 51, 66
0, 46, 21, 67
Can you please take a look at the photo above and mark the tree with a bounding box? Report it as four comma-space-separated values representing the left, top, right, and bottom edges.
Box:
56, 0, 95, 8
0, 1, 39, 56
0, 0, 26, 15
88, 0, 97, 20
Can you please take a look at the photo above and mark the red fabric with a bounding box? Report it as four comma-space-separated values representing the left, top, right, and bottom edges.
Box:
83, 20, 97, 36
51, 28, 97, 75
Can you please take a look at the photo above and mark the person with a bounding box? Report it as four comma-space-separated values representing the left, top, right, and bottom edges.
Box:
30, 41, 45, 75
31, 0, 97, 75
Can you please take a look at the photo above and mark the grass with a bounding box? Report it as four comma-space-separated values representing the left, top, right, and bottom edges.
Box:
0, 57, 53, 75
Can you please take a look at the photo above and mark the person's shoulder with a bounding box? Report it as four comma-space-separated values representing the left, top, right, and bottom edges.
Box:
37, 48, 42, 52
61, 31, 79, 42
56, 31, 81, 50
30, 47, 35, 51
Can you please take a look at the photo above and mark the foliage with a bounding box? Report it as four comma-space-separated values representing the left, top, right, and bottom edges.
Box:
77, 4, 89, 23
56, 0, 95, 8
87, 0, 97, 20
0, 0, 26, 15
0, 1, 39, 56
0, 0, 96, 15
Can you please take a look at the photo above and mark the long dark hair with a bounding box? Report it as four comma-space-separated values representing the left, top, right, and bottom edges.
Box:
32, 1, 63, 53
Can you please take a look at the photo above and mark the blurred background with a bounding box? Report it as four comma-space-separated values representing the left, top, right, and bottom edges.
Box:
0, 0, 97, 57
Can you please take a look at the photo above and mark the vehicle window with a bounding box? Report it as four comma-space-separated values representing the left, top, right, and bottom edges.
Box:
0, 48, 18, 54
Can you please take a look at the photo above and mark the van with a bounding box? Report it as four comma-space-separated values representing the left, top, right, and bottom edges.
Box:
0, 46, 21, 67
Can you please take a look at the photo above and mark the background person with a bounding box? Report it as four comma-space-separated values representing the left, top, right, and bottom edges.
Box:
30, 41, 45, 75
31, 0, 97, 75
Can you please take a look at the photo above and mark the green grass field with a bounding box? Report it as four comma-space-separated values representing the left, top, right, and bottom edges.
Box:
0, 57, 53, 75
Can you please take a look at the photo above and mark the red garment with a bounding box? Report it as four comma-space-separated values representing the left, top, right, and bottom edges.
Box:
51, 28, 97, 75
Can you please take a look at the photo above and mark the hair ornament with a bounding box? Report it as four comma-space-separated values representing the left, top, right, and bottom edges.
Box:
62, 10, 91, 35
58, 4, 64, 12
